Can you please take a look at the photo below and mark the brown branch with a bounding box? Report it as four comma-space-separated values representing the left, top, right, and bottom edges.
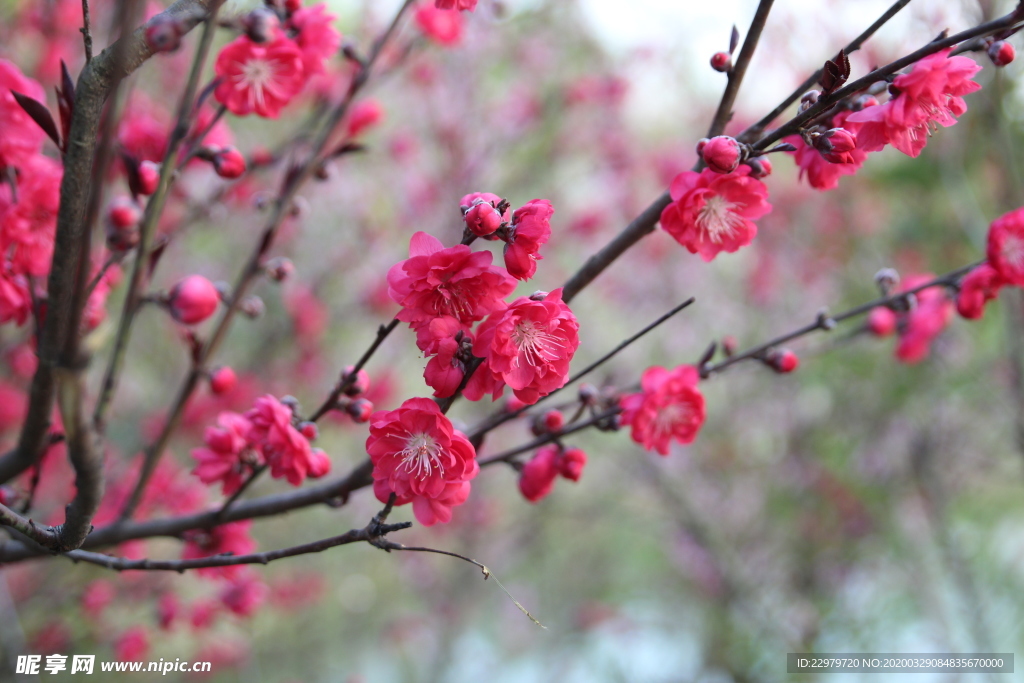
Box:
94, 0, 225, 435
706, 0, 776, 139
116, 0, 417, 521
80, 0, 93, 63
739, 0, 914, 142
752, 8, 1024, 152
308, 318, 400, 422
560, 1, 775, 304
0, 0, 222, 487
65, 499, 409, 571
700, 261, 981, 377
0, 504, 59, 549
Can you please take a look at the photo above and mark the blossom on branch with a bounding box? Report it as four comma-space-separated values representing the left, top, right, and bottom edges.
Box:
246, 395, 329, 485
503, 199, 553, 280
466, 288, 580, 405
846, 49, 981, 158
214, 34, 306, 118
987, 206, 1024, 286
288, 4, 341, 78
956, 262, 1004, 320
367, 398, 479, 526
414, 5, 463, 46
660, 166, 771, 261
0, 59, 47, 169
620, 365, 706, 456
191, 412, 259, 495
388, 231, 516, 331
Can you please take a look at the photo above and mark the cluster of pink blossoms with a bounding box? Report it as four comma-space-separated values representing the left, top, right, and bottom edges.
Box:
192, 394, 330, 493
213, 2, 341, 118
866, 206, 1024, 362
518, 444, 587, 502
388, 193, 579, 403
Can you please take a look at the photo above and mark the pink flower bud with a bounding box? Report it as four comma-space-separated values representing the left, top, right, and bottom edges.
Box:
710, 52, 731, 72
347, 398, 373, 422
768, 349, 799, 373
213, 147, 247, 179
542, 410, 564, 433
815, 128, 857, 164
867, 307, 897, 336
209, 366, 237, 395
518, 446, 559, 503
464, 201, 503, 237
558, 447, 587, 481
988, 40, 1015, 67
342, 365, 370, 396
299, 422, 318, 440
107, 197, 141, 230
701, 136, 743, 174
745, 156, 772, 179
695, 138, 710, 157
345, 100, 384, 138
137, 161, 161, 195
284, 0, 302, 13
145, 15, 182, 53
168, 275, 220, 325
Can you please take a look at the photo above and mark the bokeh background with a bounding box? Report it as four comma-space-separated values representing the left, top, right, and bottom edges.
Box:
2, 0, 1024, 681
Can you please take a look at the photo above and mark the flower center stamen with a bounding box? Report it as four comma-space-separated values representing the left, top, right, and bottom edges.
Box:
696, 195, 744, 244
511, 319, 565, 367
400, 433, 445, 477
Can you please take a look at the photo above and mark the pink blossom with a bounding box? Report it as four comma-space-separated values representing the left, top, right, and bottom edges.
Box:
0, 270, 31, 326
345, 99, 384, 138
503, 199, 553, 280
620, 365, 706, 456
114, 627, 150, 662
867, 307, 897, 336
182, 521, 256, 578
894, 275, 954, 364
466, 288, 580, 405
366, 397, 479, 526
191, 411, 259, 495
246, 395, 326, 485
288, 4, 341, 77
559, 447, 587, 482
80, 580, 116, 618
419, 316, 468, 398
388, 231, 516, 330
219, 570, 268, 617
956, 262, 1004, 320
1, 155, 63, 276
987, 206, 1024, 286
0, 59, 47, 169
660, 166, 771, 261
414, 5, 463, 46
846, 49, 981, 157
214, 34, 306, 118
787, 117, 869, 190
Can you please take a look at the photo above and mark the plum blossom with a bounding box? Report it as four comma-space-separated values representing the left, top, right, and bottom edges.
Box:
893, 275, 954, 364
366, 398, 479, 526
191, 412, 259, 495
987, 206, 1024, 286
214, 34, 306, 118
503, 199, 553, 280
288, 4, 341, 77
620, 365, 706, 456
846, 49, 981, 158
414, 5, 463, 46
660, 166, 771, 261
182, 521, 256, 578
388, 231, 515, 331
0, 59, 47, 170
466, 289, 580, 405
956, 262, 1005, 320
245, 395, 328, 485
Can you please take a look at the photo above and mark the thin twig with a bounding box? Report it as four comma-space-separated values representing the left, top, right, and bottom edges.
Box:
80, 0, 93, 63
706, 0, 776, 138
214, 464, 266, 521
308, 318, 400, 422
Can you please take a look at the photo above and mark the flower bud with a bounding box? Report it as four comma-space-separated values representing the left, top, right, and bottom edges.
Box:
695, 138, 710, 157
874, 267, 900, 295
245, 7, 280, 44
701, 136, 743, 174
209, 366, 237, 395
137, 161, 161, 195
867, 307, 897, 337
299, 422, 318, 440
799, 90, 820, 111
144, 15, 182, 53
518, 447, 559, 503
988, 40, 1015, 67
239, 295, 265, 319
345, 100, 383, 139
464, 201, 503, 237
815, 128, 857, 164
722, 335, 737, 357
342, 365, 370, 396
558, 447, 587, 482
168, 275, 220, 325
108, 196, 141, 230
264, 257, 295, 282
578, 383, 598, 404
347, 398, 374, 422
767, 348, 799, 373
745, 156, 772, 179
213, 146, 247, 179
710, 51, 731, 72
284, 0, 302, 13
308, 449, 331, 478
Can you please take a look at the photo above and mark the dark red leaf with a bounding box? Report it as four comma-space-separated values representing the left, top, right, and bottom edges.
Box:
729, 25, 740, 54
121, 152, 143, 199
11, 91, 60, 148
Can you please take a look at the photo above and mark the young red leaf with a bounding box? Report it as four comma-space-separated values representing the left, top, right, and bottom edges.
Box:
11, 91, 60, 149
